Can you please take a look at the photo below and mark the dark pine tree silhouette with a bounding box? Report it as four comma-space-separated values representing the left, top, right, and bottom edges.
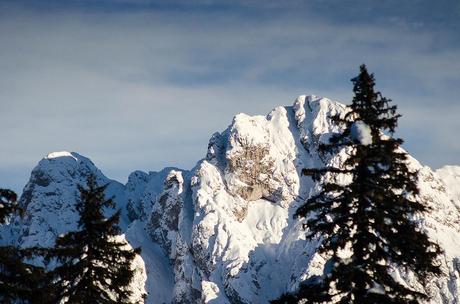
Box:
47, 175, 141, 304
273, 65, 442, 304
0, 189, 47, 304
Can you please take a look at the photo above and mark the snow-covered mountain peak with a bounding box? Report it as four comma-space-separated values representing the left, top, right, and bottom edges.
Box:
185, 95, 351, 302
41, 151, 95, 171
27, 151, 105, 191
5, 95, 460, 303
17, 150, 122, 248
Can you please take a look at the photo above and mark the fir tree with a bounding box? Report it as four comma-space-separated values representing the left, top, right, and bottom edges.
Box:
47, 175, 141, 304
0, 189, 47, 304
274, 65, 442, 304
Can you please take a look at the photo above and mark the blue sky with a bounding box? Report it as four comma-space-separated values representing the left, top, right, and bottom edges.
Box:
1, 0, 459, 193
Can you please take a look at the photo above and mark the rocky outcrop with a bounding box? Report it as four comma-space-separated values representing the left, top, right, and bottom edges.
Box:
126, 168, 179, 221
227, 141, 275, 203
146, 170, 202, 303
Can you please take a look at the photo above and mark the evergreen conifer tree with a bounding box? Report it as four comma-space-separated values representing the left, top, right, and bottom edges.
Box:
274, 65, 442, 304
47, 175, 141, 304
0, 189, 47, 304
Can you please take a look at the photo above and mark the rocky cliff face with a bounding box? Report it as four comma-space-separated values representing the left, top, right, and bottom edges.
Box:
4, 95, 460, 303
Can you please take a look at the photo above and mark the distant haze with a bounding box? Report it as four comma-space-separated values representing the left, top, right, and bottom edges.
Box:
1, 0, 459, 193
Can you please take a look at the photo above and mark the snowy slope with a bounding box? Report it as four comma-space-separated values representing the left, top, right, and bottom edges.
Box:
6, 95, 460, 303
436, 166, 460, 204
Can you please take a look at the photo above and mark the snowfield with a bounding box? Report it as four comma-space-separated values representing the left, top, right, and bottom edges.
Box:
2, 95, 460, 303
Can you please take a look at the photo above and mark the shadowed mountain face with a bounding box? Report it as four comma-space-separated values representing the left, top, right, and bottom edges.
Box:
3, 95, 460, 303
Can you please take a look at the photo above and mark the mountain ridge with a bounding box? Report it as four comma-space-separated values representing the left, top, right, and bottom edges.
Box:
3, 95, 460, 303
